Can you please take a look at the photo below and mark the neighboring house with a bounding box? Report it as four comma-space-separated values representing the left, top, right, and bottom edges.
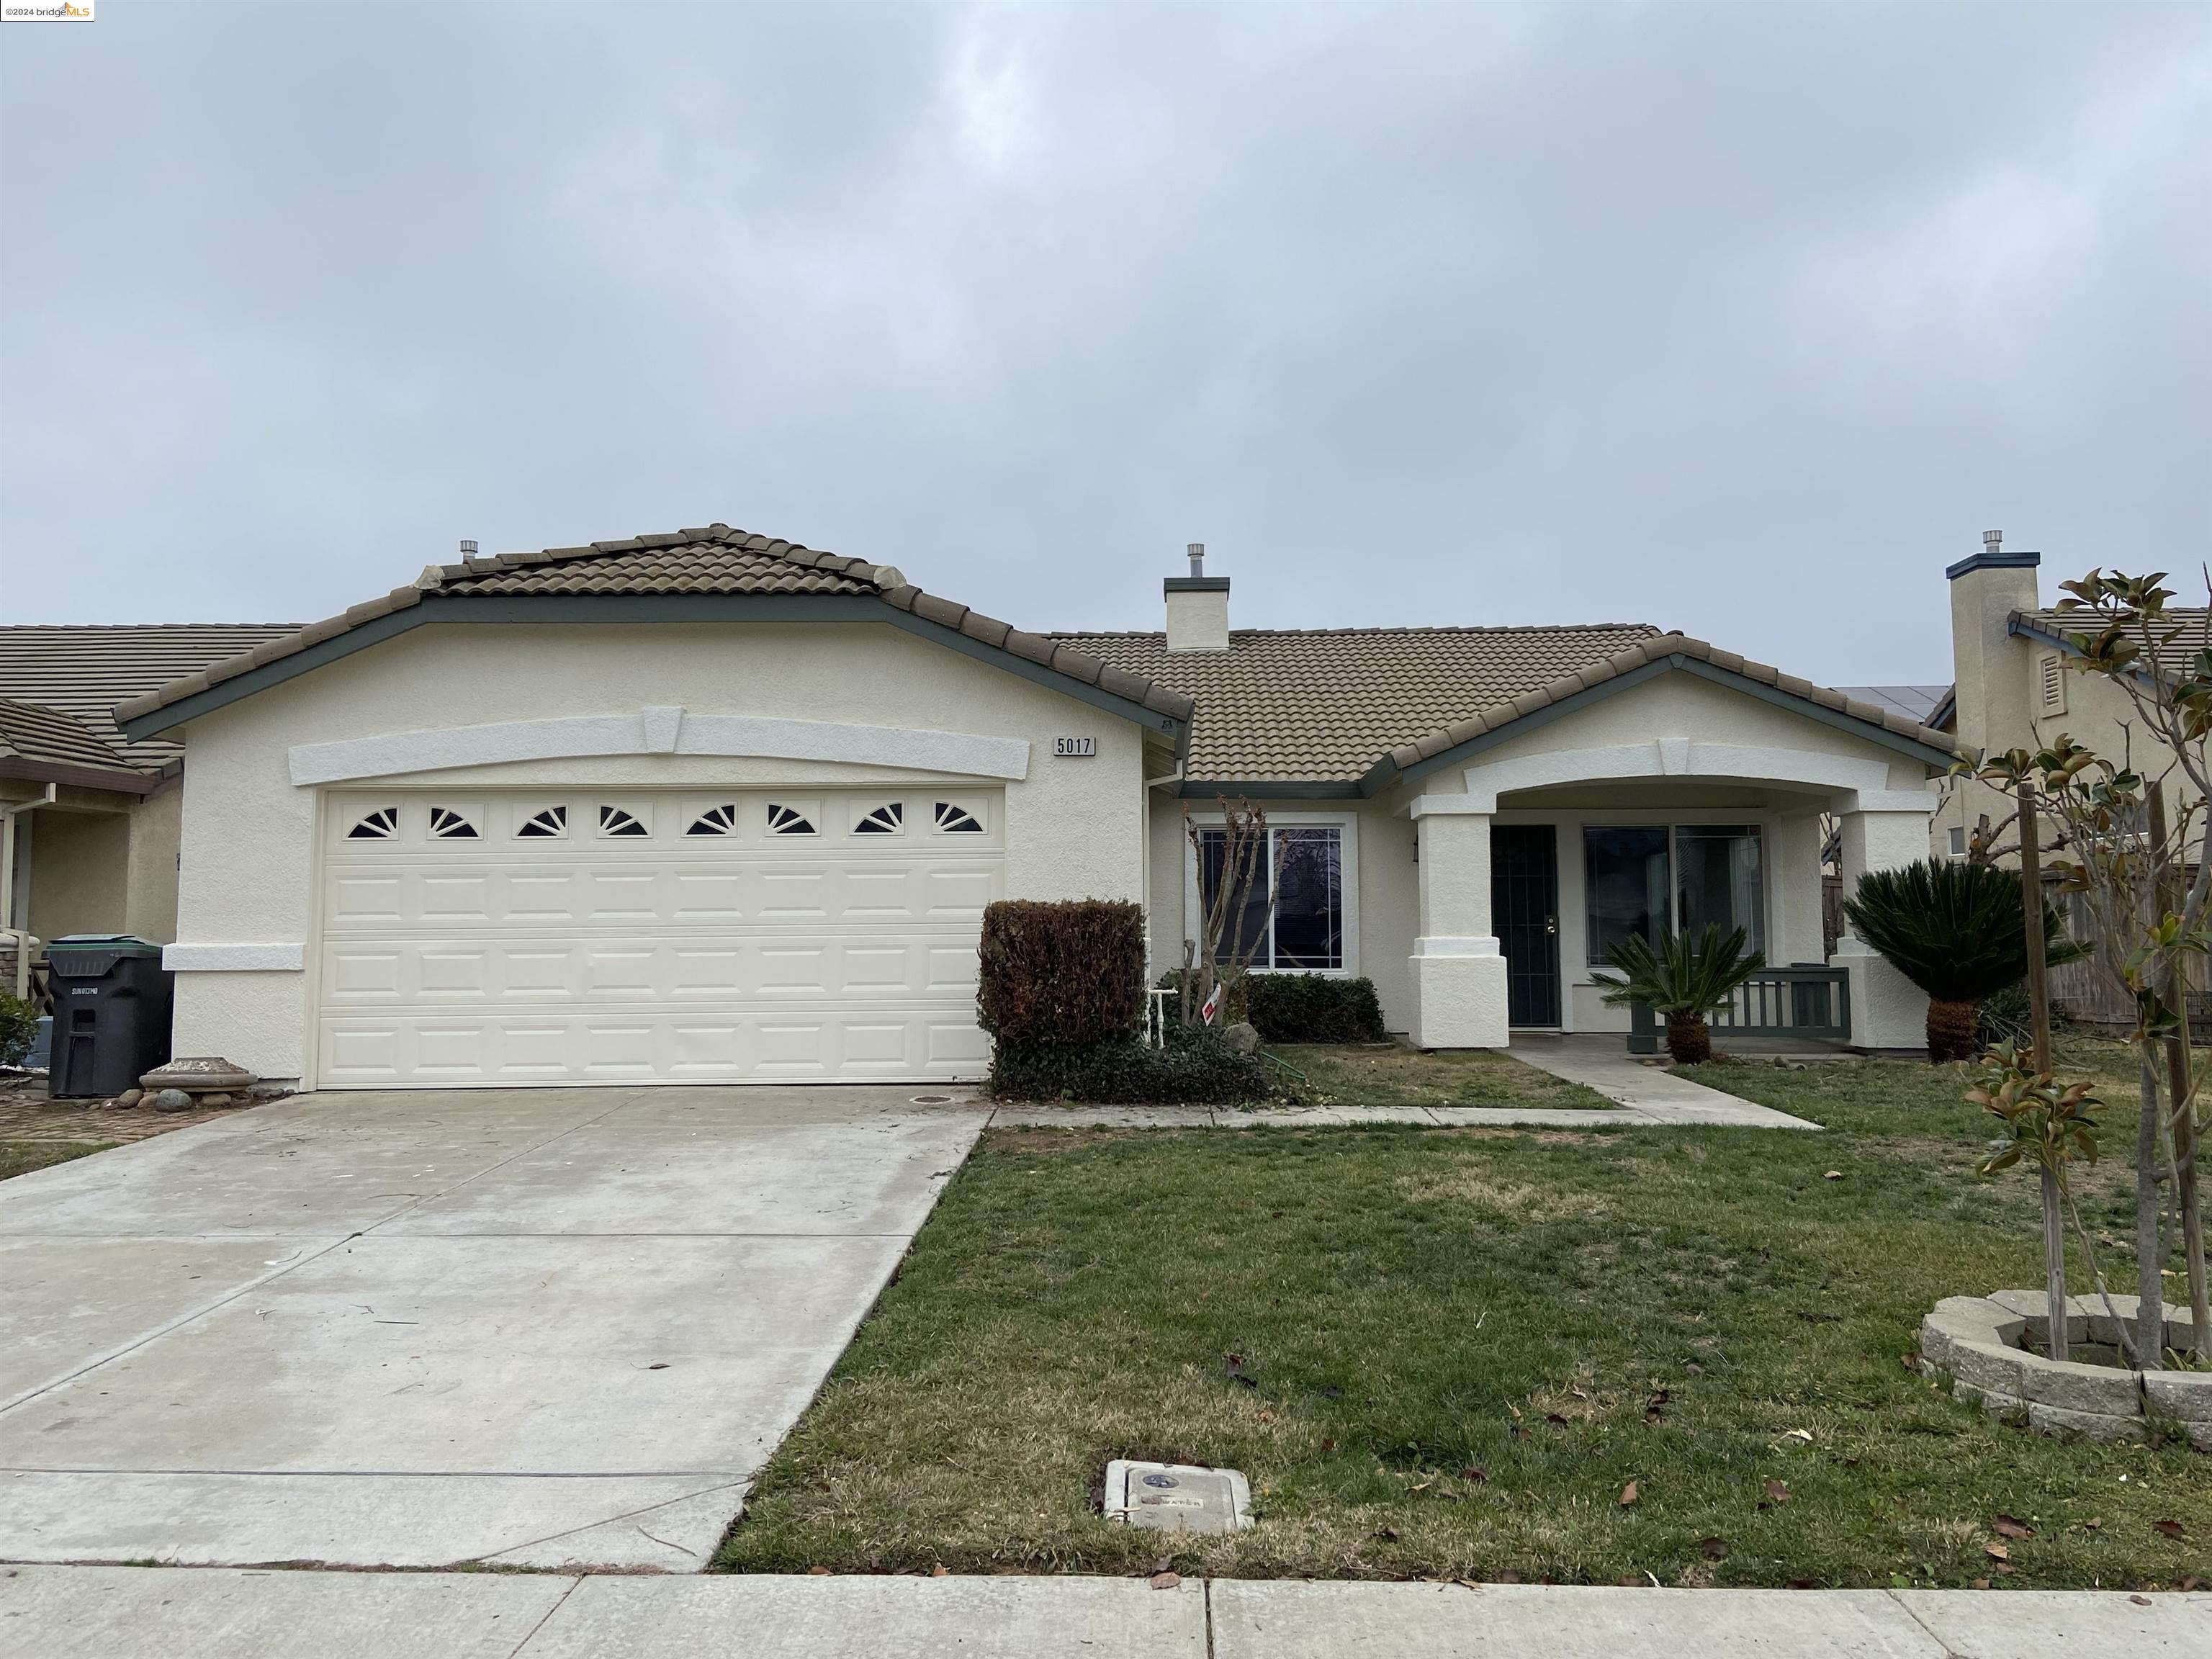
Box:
1930, 531, 2208, 866
0, 626, 300, 989
112, 526, 1950, 1089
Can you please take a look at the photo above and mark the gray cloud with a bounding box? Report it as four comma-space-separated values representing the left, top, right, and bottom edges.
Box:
4, 1, 2206, 683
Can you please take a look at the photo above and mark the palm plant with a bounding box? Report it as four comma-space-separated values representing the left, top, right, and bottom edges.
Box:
1595, 925, 1765, 1064
1841, 858, 2084, 1063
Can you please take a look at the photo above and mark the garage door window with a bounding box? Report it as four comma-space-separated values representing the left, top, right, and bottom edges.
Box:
687, 803, 741, 837
598, 805, 649, 838
856, 801, 904, 834
429, 806, 478, 839
767, 803, 815, 835
517, 806, 567, 838
347, 806, 400, 840
933, 801, 984, 833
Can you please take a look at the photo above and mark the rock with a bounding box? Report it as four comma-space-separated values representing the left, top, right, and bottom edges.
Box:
139, 1056, 258, 1094
117, 1088, 143, 1109
1987, 1288, 2088, 1346
1951, 1340, 2031, 1399
1220, 1022, 1261, 1056
199, 1092, 233, 1109
2144, 1370, 2212, 1424
2018, 1354, 2144, 1417
150, 1088, 194, 1114
2027, 1401, 2145, 1444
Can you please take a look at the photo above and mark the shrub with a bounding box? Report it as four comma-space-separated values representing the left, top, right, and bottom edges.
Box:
977, 899, 1145, 1048
1153, 967, 1248, 1026
989, 1023, 1269, 1105
0, 989, 37, 1069
1245, 974, 1387, 1043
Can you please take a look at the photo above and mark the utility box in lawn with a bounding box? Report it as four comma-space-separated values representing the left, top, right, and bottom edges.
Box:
45, 935, 174, 1100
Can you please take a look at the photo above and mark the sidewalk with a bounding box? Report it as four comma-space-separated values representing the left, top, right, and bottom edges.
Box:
1, 1565, 2203, 1658
989, 1035, 1821, 1132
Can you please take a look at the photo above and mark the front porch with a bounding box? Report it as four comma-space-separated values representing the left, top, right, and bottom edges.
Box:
1403, 739, 1938, 1053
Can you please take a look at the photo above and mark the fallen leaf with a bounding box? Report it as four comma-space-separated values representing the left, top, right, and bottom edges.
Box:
931, 1566, 949, 1578
806, 1565, 832, 1576
1823, 1170, 1843, 1180
1320, 1437, 1337, 1453
1786, 1578, 1817, 1590
1459, 1467, 1488, 1484
647, 1362, 670, 1370
1619, 1480, 1640, 1507
1782, 1428, 1814, 1444
1985, 1543, 2010, 1563
1700, 1537, 1730, 1560
2084, 1518, 2102, 1530
1764, 1479, 1790, 1504
1545, 1412, 1570, 1426
2131, 1595, 2153, 1607
1150, 1571, 1181, 1590
1992, 1515, 2033, 1539
1972, 1578, 1991, 1591
2153, 1519, 2188, 1541
1372, 1527, 1401, 1542
1493, 1568, 1521, 1584
1257, 1409, 1275, 1424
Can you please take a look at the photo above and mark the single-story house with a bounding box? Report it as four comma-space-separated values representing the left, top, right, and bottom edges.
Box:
1, 626, 300, 993
112, 526, 1948, 1089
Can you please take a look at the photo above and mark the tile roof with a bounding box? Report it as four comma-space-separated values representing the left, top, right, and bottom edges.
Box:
1830, 685, 1953, 725
1056, 626, 1957, 783
0, 698, 137, 776
2016, 607, 2212, 680
0, 625, 301, 768
114, 528, 1196, 732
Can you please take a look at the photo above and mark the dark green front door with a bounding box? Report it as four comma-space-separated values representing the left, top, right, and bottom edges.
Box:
1491, 824, 1562, 1028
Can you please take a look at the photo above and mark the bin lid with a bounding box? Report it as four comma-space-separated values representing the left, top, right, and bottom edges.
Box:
48, 935, 165, 978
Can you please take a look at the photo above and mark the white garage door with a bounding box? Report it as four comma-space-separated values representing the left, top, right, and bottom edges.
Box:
313, 788, 1002, 1088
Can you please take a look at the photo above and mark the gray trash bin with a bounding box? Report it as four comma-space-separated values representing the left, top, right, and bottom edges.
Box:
46, 935, 174, 1100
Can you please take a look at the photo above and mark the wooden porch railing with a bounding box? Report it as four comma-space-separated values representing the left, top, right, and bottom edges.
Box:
1628, 966, 1851, 1053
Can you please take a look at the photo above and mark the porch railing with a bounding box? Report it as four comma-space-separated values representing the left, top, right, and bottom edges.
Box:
1627, 966, 1851, 1053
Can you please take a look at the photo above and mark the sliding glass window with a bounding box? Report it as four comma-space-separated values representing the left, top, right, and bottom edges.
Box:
1198, 825, 1344, 971
1583, 823, 1763, 963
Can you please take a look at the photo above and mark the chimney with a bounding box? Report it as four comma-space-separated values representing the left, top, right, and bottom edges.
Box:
1164, 541, 1230, 653
1946, 528, 2040, 755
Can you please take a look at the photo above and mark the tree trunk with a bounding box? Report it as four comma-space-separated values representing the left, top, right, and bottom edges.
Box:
2041, 1162, 2070, 1362
1665, 1013, 1711, 1066
2020, 789, 2051, 1074
2146, 783, 2208, 1363
2139, 1051, 2167, 1369
1925, 999, 1979, 1064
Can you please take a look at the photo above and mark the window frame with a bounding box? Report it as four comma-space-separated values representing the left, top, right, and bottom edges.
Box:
1182, 810, 1360, 978
1581, 820, 1766, 966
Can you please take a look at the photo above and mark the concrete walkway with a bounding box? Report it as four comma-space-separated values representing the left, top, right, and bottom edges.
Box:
992, 1036, 1821, 1131
0, 1087, 984, 1572
1, 1565, 2202, 1658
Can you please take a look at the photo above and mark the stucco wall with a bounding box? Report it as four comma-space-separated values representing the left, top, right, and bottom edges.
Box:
124, 782, 183, 943
27, 809, 129, 940
168, 620, 1153, 1081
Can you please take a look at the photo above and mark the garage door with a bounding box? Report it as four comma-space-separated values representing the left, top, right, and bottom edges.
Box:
313, 788, 1002, 1087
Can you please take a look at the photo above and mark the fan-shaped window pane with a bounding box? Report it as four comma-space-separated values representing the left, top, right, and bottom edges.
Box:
766, 804, 815, 835
598, 805, 649, 837
855, 801, 904, 835
687, 804, 741, 837
429, 807, 478, 840
932, 802, 983, 833
347, 806, 400, 840
517, 806, 567, 838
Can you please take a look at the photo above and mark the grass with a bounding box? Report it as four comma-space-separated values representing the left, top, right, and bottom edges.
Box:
0, 1140, 112, 1182
719, 1044, 2208, 1588
1265, 1044, 1619, 1111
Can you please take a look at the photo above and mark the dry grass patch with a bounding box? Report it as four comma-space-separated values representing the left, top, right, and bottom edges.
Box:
1399, 1168, 1613, 1223
1272, 1045, 1618, 1112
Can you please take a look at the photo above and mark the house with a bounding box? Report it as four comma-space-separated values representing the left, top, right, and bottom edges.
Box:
0, 626, 300, 994
111, 526, 1951, 1089
1931, 531, 2209, 866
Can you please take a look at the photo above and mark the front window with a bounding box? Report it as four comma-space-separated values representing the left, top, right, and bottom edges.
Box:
1199, 824, 1344, 971
1584, 823, 1763, 963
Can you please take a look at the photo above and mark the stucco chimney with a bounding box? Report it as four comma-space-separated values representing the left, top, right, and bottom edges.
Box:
1164, 542, 1230, 653
1947, 529, 2040, 756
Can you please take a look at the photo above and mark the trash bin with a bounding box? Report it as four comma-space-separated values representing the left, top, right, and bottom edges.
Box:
45, 935, 174, 1100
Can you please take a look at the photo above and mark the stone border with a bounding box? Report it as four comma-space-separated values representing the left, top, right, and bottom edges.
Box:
1918, 1290, 2211, 1447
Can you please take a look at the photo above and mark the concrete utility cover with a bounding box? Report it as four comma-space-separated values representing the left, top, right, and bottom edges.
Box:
0, 1085, 986, 1571
1104, 1460, 1254, 1534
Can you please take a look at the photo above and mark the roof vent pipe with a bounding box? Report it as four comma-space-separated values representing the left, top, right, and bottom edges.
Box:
1984, 529, 2001, 554
1187, 542, 1205, 578
459, 539, 480, 557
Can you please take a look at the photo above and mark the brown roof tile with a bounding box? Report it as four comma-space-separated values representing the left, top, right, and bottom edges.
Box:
0, 624, 301, 767
0, 698, 137, 775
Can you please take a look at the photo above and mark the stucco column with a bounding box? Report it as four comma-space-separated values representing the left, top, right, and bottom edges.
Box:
1831, 804, 1935, 1051
1409, 806, 1509, 1048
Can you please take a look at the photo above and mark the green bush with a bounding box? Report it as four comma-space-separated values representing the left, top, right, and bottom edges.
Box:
978, 899, 1145, 1047
989, 1024, 1269, 1105
1245, 974, 1387, 1043
0, 989, 37, 1069
1152, 968, 1249, 1026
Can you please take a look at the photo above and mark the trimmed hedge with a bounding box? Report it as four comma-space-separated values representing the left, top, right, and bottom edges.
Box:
977, 899, 1145, 1048
989, 1024, 1269, 1105
1244, 974, 1388, 1043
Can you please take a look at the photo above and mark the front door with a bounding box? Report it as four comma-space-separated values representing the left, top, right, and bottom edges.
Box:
1491, 824, 1561, 1028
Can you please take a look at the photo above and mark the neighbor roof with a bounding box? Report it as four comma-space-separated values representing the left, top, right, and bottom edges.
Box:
1830, 685, 1952, 725
2014, 607, 2212, 680
0, 624, 301, 768
0, 698, 150, 789
1059, 627, 1959, 787
114, 528, 1195, 736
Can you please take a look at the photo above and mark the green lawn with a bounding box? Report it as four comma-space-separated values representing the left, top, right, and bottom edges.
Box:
720, 1046, 2208, 1588
0, 1141, 111, 1182
1266, 1044, 1619, 1111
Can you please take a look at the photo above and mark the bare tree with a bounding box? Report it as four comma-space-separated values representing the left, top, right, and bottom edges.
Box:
1180, 798, 1277, 1028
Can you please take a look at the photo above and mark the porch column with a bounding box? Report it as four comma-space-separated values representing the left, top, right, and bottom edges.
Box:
1830, 804, 1935, 1051
1409, 803, 1510, 1049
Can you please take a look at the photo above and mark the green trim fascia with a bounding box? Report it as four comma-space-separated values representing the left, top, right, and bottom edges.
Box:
1174, 778, 1364, 801
119, 593, 1186, 745
1364, 654, 1955, 793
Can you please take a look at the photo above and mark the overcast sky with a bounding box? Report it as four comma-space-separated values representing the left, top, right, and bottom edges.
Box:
2, 3, 2206, 683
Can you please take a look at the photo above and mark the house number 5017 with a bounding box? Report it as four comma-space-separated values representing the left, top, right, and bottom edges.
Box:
1053, 736, 1097, 757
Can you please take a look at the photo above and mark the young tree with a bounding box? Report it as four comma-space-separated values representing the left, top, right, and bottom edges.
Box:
1962, 567, 2211, 1366
1179, 799, 1277, 1028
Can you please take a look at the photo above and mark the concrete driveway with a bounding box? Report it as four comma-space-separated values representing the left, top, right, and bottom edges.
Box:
0, 1086, 986, 1571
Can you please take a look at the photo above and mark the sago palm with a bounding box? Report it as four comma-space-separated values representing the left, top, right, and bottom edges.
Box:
1841, 858, 2084, 1062
1596, 925, 1766, 1064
